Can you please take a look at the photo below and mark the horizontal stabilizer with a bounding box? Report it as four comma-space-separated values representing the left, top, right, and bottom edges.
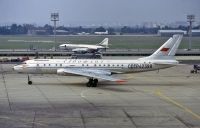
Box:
154, 62, 178, 65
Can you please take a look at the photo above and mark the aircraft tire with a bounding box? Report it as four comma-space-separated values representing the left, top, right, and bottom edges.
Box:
86, 78, 93, 87
28, 81, 32, 85
92, 79, 98, 87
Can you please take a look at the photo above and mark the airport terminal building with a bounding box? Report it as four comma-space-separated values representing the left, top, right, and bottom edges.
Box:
158, 30, 187, 36
158, 29, 200, 36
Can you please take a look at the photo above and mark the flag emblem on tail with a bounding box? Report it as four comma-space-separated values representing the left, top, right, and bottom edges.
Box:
161, 48, 169, 52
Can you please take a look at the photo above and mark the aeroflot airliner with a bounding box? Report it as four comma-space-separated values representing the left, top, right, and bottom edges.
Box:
14, 35, 182, 87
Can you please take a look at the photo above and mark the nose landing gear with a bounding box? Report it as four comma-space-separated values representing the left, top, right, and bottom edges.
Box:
86, 78, 98, 87
28, 75, 32, 85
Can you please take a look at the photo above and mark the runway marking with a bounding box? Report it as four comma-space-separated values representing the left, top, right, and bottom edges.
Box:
33, 84, 55, 109
80, 89, 89, 98
80, 89, 98, 108
0, 116, 47, 127
0, 64, 12, 111
154, 89, 200, 121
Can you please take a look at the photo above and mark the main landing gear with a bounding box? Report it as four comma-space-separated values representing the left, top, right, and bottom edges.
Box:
86, 78, 98, 87
28, 75, 32, 85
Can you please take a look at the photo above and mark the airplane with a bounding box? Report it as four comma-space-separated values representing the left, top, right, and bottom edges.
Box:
59, 38, 109, 53
94, 30, 108, 35
13, 35, 183, 87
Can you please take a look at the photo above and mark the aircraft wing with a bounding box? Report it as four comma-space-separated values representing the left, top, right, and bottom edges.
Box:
57, 68, 125, 82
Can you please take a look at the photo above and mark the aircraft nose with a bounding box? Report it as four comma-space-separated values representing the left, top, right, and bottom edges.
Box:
59, 45, 63, 49
13, 65, 18, 71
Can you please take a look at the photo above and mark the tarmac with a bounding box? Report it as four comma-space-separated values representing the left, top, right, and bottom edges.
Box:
0, 62, 200, 128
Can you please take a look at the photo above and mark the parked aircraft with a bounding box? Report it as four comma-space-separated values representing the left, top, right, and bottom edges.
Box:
14, 35, 182, 87
94, 30, 108, 35
59, 38, 109, 53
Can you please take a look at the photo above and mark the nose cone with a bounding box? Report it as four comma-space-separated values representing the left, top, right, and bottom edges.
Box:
59, 44, 66, 49
58, 45, 62, 49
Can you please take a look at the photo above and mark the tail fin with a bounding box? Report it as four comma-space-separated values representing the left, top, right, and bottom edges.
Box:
98, 38, 109, 48
144, 35, 183, 60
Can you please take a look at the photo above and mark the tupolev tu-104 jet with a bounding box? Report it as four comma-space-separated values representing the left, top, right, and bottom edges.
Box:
14, 35, 183, 87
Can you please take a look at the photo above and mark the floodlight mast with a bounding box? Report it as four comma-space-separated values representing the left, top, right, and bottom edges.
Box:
187, 15, 195, 50
51, 13, 59, 50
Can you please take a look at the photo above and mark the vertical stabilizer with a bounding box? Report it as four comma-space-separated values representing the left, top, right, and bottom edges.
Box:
143, 35, 183, 60
98, 38, 109, 48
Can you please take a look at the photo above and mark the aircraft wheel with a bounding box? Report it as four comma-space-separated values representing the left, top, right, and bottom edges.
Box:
28, 81, 32, 85
86, 83, 90, 87
92, 79, 98, 87
86, 78, 93, 87
86, 82, 91, 87
27, 75, 32, 85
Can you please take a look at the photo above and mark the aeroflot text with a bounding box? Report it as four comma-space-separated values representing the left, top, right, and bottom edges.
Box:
128, 63, 153, 69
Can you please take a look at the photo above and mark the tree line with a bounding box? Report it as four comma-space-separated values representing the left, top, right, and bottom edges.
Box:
0, 23, 199, 35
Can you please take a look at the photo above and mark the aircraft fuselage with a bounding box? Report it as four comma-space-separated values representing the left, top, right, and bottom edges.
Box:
14, 59, 177, 75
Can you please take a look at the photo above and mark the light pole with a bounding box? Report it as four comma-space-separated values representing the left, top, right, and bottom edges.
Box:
51, 13, 59, 50
187, 15, 195, 50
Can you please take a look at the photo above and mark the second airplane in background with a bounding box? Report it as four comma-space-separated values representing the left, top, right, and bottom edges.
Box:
59, 38, 109, 53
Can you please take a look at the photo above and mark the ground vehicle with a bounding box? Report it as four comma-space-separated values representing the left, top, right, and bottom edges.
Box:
190, 64, 200, 73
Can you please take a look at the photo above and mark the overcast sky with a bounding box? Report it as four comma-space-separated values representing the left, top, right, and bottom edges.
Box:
0, 0, 199, 26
